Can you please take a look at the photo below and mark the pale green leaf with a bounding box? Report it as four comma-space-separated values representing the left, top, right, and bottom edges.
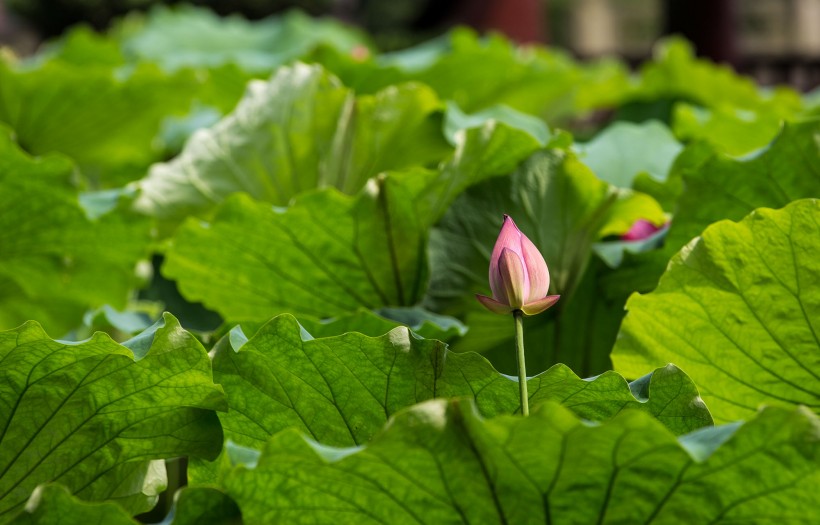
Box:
119, 6, 369, 73
134, 63, 449, 221
443, 102, 551, 146
576, 120, 683, 187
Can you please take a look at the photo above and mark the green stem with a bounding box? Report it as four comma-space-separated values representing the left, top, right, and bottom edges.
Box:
513, 310, 529, 416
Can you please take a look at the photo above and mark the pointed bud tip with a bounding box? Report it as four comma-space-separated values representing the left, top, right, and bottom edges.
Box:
502, 214, 519, 229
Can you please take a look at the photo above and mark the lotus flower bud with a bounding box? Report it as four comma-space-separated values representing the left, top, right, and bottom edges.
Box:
620, 219, 666, 241
476, 215, 560, 316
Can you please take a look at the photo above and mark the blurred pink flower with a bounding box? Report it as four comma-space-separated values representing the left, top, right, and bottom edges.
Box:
476, 215, 560, 316
350, 45, 370, 62
621, 219, 666, 241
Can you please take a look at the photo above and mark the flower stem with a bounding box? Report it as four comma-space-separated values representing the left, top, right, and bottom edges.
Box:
513, 310, 529, 416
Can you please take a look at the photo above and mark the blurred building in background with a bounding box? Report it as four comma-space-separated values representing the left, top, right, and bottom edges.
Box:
1, 0, 819, 90
558, 0, 820, 90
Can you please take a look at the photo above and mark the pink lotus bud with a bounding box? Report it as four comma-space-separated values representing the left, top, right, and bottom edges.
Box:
620, 219, 666, 241
476, 215, 560, 316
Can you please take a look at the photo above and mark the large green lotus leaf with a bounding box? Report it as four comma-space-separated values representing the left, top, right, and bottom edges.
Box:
613, 200, 820, 423
163, 180, 426, 320
672, 103, 786, 155
162, 123, 540, 322
117, 5, 370, 73
0, 314, 227, 520
576, 120, 683, 188
218, 398, 818, 524
205, 314, 710, 464
426, 149, 666, 316
9, 484, 137, 525
0, 131, 151, 334
666, 119, 820, 252
0, 60, 196, 187
635, 38, 803, 117
133, 63, 450, 221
